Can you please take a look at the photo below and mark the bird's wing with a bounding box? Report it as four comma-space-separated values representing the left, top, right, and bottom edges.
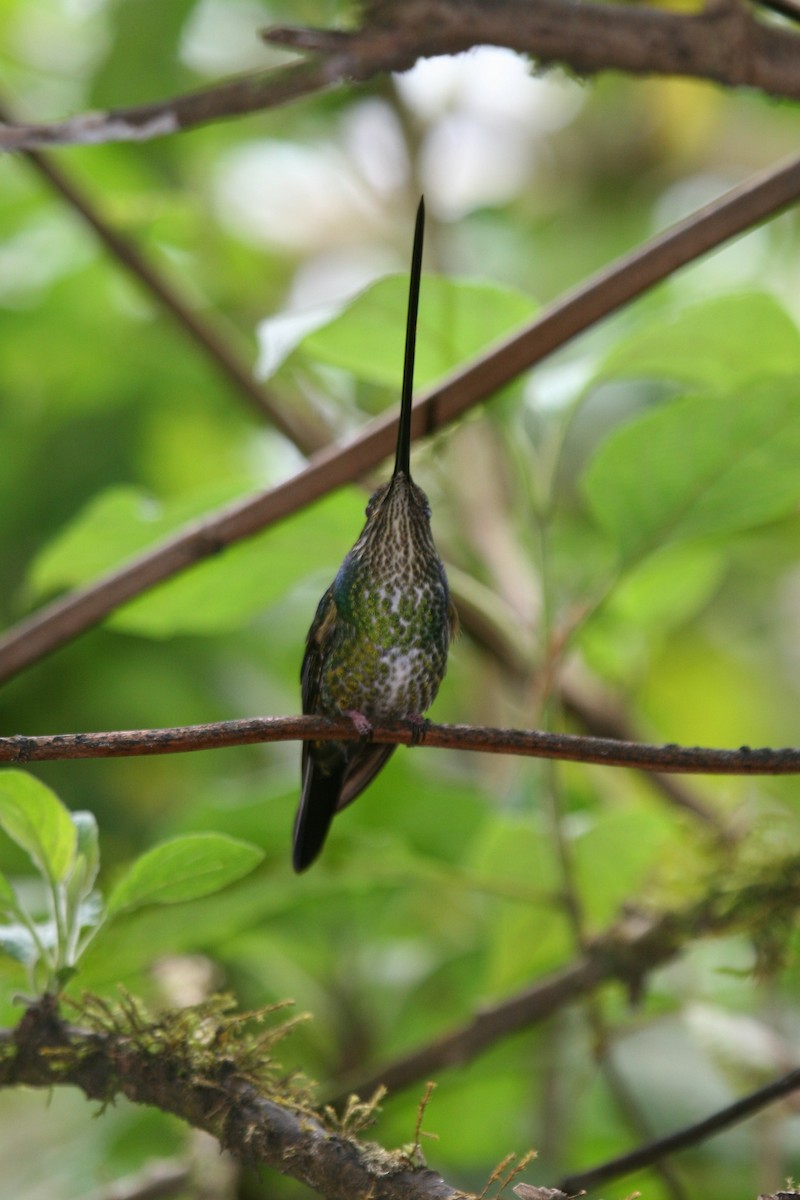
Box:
300, 586, 338, 774
301, 585, 337, 713
448, 595, 460, 640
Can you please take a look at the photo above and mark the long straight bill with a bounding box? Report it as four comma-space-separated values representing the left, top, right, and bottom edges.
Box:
393, 197, 425, 479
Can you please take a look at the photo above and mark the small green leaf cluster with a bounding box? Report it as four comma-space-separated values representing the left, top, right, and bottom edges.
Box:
0, 771, 264, 996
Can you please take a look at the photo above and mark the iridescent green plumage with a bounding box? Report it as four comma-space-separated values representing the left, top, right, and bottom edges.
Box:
293, 199, 456, 872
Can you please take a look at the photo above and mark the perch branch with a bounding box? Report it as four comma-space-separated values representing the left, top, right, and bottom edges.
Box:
3, 150, 800, 683
5, 0, 800, 151
18, 99, 709, 855
0, 714, 798, 774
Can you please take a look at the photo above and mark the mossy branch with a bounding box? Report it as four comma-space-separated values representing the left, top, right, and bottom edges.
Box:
2, 852, 800, 1196
1, 992, 465, 1200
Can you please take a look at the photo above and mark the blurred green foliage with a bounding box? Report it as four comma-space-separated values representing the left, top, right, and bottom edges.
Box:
2, 1, 800, 1198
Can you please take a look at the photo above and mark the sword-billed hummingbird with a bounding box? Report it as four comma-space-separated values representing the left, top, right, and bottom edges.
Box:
293, 198, 457, 872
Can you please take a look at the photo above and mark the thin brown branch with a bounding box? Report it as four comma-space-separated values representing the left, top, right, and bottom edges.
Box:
1, 998, 462, 1200
0, 55, 338, 151
0, 714, 798, 774
3, 150, 800, 683
327, 857, 800, 1104
558, 1063, 800, 1193
4, 0, 800, 152
0, 98, 320, 445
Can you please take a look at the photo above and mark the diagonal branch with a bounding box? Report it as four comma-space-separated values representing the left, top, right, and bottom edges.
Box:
4, 0, 800, 151
0, 55, 338, 151
0, 714, 798, 775
559, 1062, 800, 1193
326, 855, 800, 1104
5, 862, 800, 1199
0, 99, 316, 443
2, 997, 462, 1200
3, 150, 800, 684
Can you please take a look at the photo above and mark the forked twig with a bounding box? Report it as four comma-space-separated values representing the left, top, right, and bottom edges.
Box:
5, 0, 800, 151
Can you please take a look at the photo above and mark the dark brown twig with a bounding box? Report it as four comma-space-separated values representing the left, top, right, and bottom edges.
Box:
5, 0, 800, 151
0, 99, 318, 443
559, 1064, 800, 1193
4, 150, 800, 683
0, 714, 798, 774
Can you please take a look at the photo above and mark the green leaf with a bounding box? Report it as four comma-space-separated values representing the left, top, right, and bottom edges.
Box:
583, 380, 800, 565
595, 293, 800, 392
0, 772, 76, 885
106, 833, 265, 918
573, 808, 674, 926
469, 817, 571, 992
578, 543, 726, 682
29, 483, 246, 593
28, 484, 367, 637
301, 275, 537, 389
89, 0, 195, 107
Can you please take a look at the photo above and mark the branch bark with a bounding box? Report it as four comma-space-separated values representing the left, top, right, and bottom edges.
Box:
0, 713, 798, 775
1, 997, 463, 1200
5, 856, 800, 1200
3, 150, 800, 684
3, 0, 800, 151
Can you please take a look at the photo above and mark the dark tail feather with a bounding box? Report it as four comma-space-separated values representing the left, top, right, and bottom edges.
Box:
293, 760, 343, 872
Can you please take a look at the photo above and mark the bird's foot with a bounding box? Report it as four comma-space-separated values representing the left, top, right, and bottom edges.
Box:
345, 709, 373, 742
406, 713, 430, 746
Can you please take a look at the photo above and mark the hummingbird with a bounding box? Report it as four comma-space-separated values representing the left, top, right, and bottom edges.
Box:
293, 198, 457, 872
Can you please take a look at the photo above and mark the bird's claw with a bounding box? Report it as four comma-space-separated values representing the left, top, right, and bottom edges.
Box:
407, 713, 430, 746
345, 709, 373, 742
